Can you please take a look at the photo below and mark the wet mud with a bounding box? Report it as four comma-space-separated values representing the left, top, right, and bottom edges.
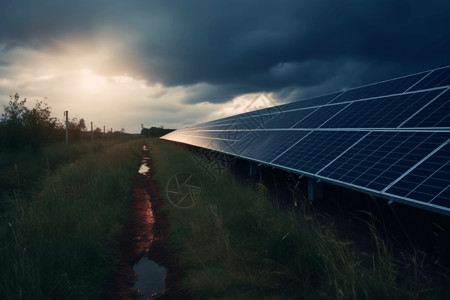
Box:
102, 146, 188, 299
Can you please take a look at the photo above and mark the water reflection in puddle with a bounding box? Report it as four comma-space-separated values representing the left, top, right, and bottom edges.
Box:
133, 257, 166, 299
139, 163, 150, 174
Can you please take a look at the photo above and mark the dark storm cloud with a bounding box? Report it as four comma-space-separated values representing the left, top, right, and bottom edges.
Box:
1, 0, 450, 103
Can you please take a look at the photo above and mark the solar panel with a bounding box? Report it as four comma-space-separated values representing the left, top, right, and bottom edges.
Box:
320, 90, 442, 128
408, 66, 450, 91
292, 103, 350, 128
162, 65, 450, 216
318, 131, 449, 192
384, 142, 450, 208
330, 71, 429, 103
278, 92, 342, 110
263, 108, 317, 129
225, 130, 310, 162
401, 89, 450, 128
272, 131, 368, 174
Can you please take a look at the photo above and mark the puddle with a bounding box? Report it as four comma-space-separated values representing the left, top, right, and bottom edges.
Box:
133, 257, 166, 299
139, 163, 150, 174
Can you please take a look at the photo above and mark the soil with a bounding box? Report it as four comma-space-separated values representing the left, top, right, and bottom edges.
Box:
101, 147, 189, 300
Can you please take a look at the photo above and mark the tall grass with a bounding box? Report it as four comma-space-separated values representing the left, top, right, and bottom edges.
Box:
0, 140, 130, 199
148, 138, 446, 300
0, 139, 143, 299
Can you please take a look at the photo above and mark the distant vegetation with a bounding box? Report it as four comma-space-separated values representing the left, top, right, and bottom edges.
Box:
140, 126, 174, 137
0, 93, 126, 152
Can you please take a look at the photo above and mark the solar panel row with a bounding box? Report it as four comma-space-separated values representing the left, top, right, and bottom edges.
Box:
162, 66, 450, 215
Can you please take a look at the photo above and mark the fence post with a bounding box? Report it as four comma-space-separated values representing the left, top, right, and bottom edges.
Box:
64, 111, 69, 145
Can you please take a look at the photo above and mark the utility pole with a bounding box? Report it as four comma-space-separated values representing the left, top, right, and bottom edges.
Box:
64, 111, 69, 145
91, 122, 93, 141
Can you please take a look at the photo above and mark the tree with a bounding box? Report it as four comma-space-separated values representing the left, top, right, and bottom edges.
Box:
1, 93, 29, 148
26, 100, 55, 151
141, 126, 174, 137
77, 118, 87, 132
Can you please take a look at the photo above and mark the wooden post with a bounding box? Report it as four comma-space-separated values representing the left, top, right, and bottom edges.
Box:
308, 178, 323, 201
64, 111, 69, 145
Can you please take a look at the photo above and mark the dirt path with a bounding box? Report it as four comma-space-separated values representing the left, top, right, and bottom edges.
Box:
102, 146, 187, 299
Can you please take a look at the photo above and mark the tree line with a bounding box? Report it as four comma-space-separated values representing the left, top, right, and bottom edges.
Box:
140, 126, 173, 137
0, 93, 117, 151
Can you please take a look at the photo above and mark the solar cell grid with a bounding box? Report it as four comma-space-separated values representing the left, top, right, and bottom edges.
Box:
272, 131, 367, 174
293, 103, 349, 128
330, 72, 427, 103
278, 92, 342, 111
318, 132, 449, 192
401, 89, 450, 128
220, 115, 264, 130
203, 138, 236, 151
218, 128, 250, 142
320, 90, 442, 128
385, 143, 450, 206
227, 130, 310, 162
409, 66, 450, 91
262, 108, 317, 129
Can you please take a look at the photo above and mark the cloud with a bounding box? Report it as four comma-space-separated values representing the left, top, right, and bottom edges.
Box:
1, 0, 450, 131
113, 0, 450, 99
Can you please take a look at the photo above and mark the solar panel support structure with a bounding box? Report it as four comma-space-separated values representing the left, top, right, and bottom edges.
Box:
308, 178, 323, 202
249, 161, 258, 176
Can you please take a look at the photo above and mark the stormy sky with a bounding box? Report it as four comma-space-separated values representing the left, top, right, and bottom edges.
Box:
1, 0, 450, 132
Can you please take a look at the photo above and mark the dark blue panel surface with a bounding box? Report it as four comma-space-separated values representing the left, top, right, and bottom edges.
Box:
319, 132, 450, 192
401, 89, 450, 128
218, 114, 267, 130
278, 92, 342, 111
330, 72, 428, 103
217, 128, 250, 143
385, 143, 450, 206
409, 66, 450, 91
228, 130, 310, 162
263, 108, 317, 129
321, 90, 441, 128
293, 103, 349, 128
272, 131, 368, 173
163, 133, 233, 151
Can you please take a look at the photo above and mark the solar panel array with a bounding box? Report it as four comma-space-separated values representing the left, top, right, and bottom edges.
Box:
162, 66, 450, 215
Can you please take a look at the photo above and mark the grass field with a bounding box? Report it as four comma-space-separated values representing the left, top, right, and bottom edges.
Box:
0, 138, 143, 299
0, 137, 448, 299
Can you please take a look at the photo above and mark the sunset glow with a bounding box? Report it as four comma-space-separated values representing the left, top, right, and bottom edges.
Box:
80, 69, 107, 93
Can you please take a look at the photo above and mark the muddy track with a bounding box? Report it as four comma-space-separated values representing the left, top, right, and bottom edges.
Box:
102, 146, 188, 300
